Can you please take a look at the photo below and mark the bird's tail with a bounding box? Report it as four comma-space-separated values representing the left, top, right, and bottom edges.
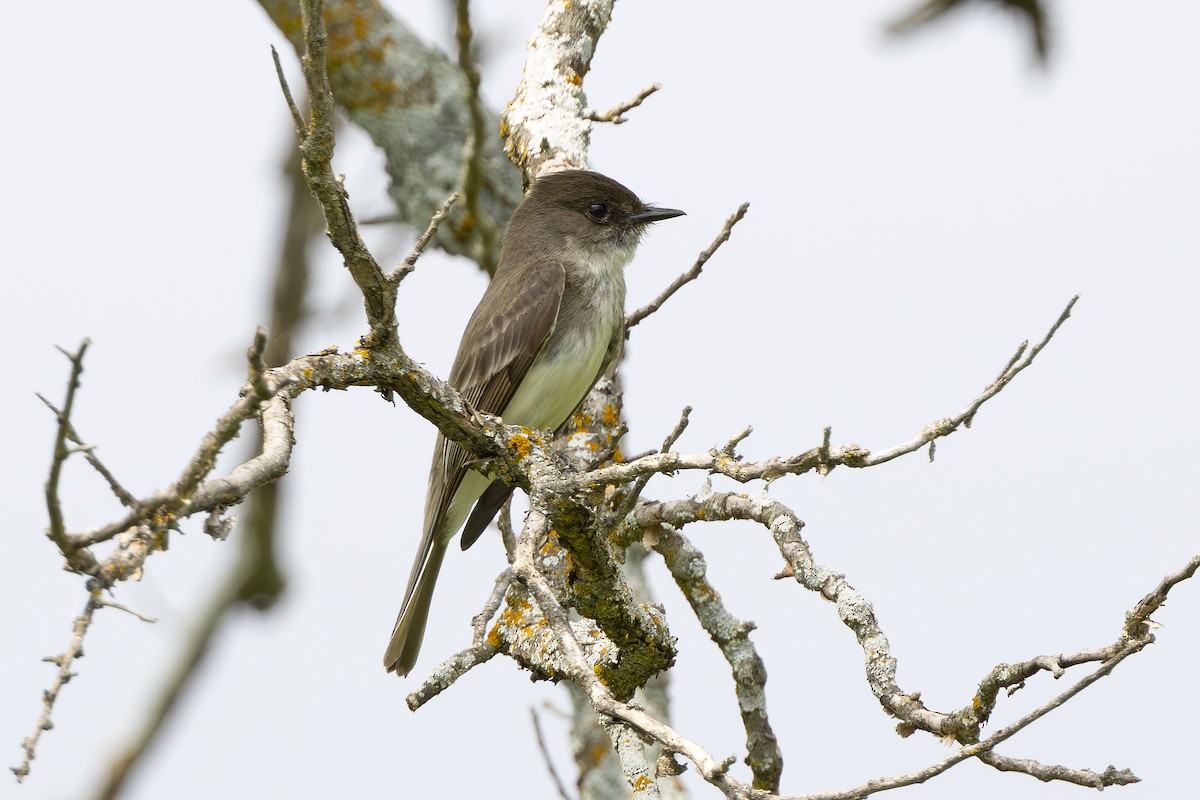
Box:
383, 536, 448, 676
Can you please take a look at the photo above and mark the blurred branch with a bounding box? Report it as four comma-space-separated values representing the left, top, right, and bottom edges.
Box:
887, 0, 1050, 64
454, 0, 501, 270
257, 0, 521, 269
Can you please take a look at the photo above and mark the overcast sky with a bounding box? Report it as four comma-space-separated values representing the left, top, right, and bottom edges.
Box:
3, 2, 1198, 799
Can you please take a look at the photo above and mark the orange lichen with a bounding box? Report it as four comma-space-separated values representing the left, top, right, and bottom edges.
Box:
601, 403, 620, 428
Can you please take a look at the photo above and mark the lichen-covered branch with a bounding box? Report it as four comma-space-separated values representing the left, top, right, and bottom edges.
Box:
649, 524, 782, 792
501, 0, 615, 178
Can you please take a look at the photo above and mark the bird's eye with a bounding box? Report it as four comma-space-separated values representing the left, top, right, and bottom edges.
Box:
586, 203, 610, 221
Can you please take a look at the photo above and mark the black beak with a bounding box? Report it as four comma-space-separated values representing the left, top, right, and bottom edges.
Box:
629, 206, 686, 224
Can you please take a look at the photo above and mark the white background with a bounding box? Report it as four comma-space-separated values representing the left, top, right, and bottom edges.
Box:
2, 1, 1197, 798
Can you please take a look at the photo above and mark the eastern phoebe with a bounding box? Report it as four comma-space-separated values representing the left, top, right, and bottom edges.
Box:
384, 170, 684, 676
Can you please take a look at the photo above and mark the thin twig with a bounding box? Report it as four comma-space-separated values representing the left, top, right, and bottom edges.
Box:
627, 203, 749, 331
270, 45, 306, 141
36, 393, 137, 509
94, 597, 158, 624
584, 296, 1082, 490
286, 0, 394, 342
609, 406, 691, 525
247, 326, 271, 401
11, 597, 98, 782
391, 192, 459, 283
93, 577, 239, 800
531, 707, 577, 800
585, 83, 662, 124
498, 495, 517, 563
790, 643, 1143, 800
472, 568, 514, 645
42, 341, 97, 573
716, 425, 753, 457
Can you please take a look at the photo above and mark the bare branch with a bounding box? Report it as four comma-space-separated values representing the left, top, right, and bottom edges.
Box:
1125, 552, 1200, 637
11, 597, 97, 783
627, 203, 750, 331
36, 392, 136, 510
976, 751, 1138, 790
392, 193, 459, 283
284, 0, 394, 343
246, 326, 272, 402
650, 525, 782, 792
405, 640, 499, 712
41, 340, 98, 573
585, 83, 662, 124
269, 44, 305, 141
630, 495, 1196, 796
473, 567, 514, 646
532, 707, 578, 800
609, 405, 691, 525
586, 297, 1081, 490
789, 640, 1144, 800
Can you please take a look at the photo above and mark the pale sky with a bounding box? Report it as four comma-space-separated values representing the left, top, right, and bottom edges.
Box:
3, 2, 1198, 799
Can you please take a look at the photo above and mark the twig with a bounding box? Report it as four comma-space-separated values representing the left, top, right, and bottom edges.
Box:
36, 393, 136, 510
609, 405, 691, 525
716, 425, 753, 458
92, 576, 239, 800
405, 641, 499, 712
976, 751, 1137, 789
631, 495, 1197, 795
790, 642, 1143, 800
270, 45, 305, 140
585, 83, 661, 124
498, 495, 517, 562
472, 568, 514, 645
41, 341, 98, 573
531, 707, 577, 800
247, 326, 272, 401
284, 0, 394, 343
582, 296, 1081, 490
627, 203, 749, 331
94, 597, 158, 624
509, 511, 738, 793
11, 597, 98, 783
406, 567, 513, 712
391, 192, 459, 283
1125, 552, 1200, 636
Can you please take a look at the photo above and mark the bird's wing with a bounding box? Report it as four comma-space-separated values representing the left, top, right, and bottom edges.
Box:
457, 281, 625, 551
425, 260, 567, 544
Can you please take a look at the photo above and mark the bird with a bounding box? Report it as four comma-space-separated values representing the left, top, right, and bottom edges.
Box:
384, 169, 684, 676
